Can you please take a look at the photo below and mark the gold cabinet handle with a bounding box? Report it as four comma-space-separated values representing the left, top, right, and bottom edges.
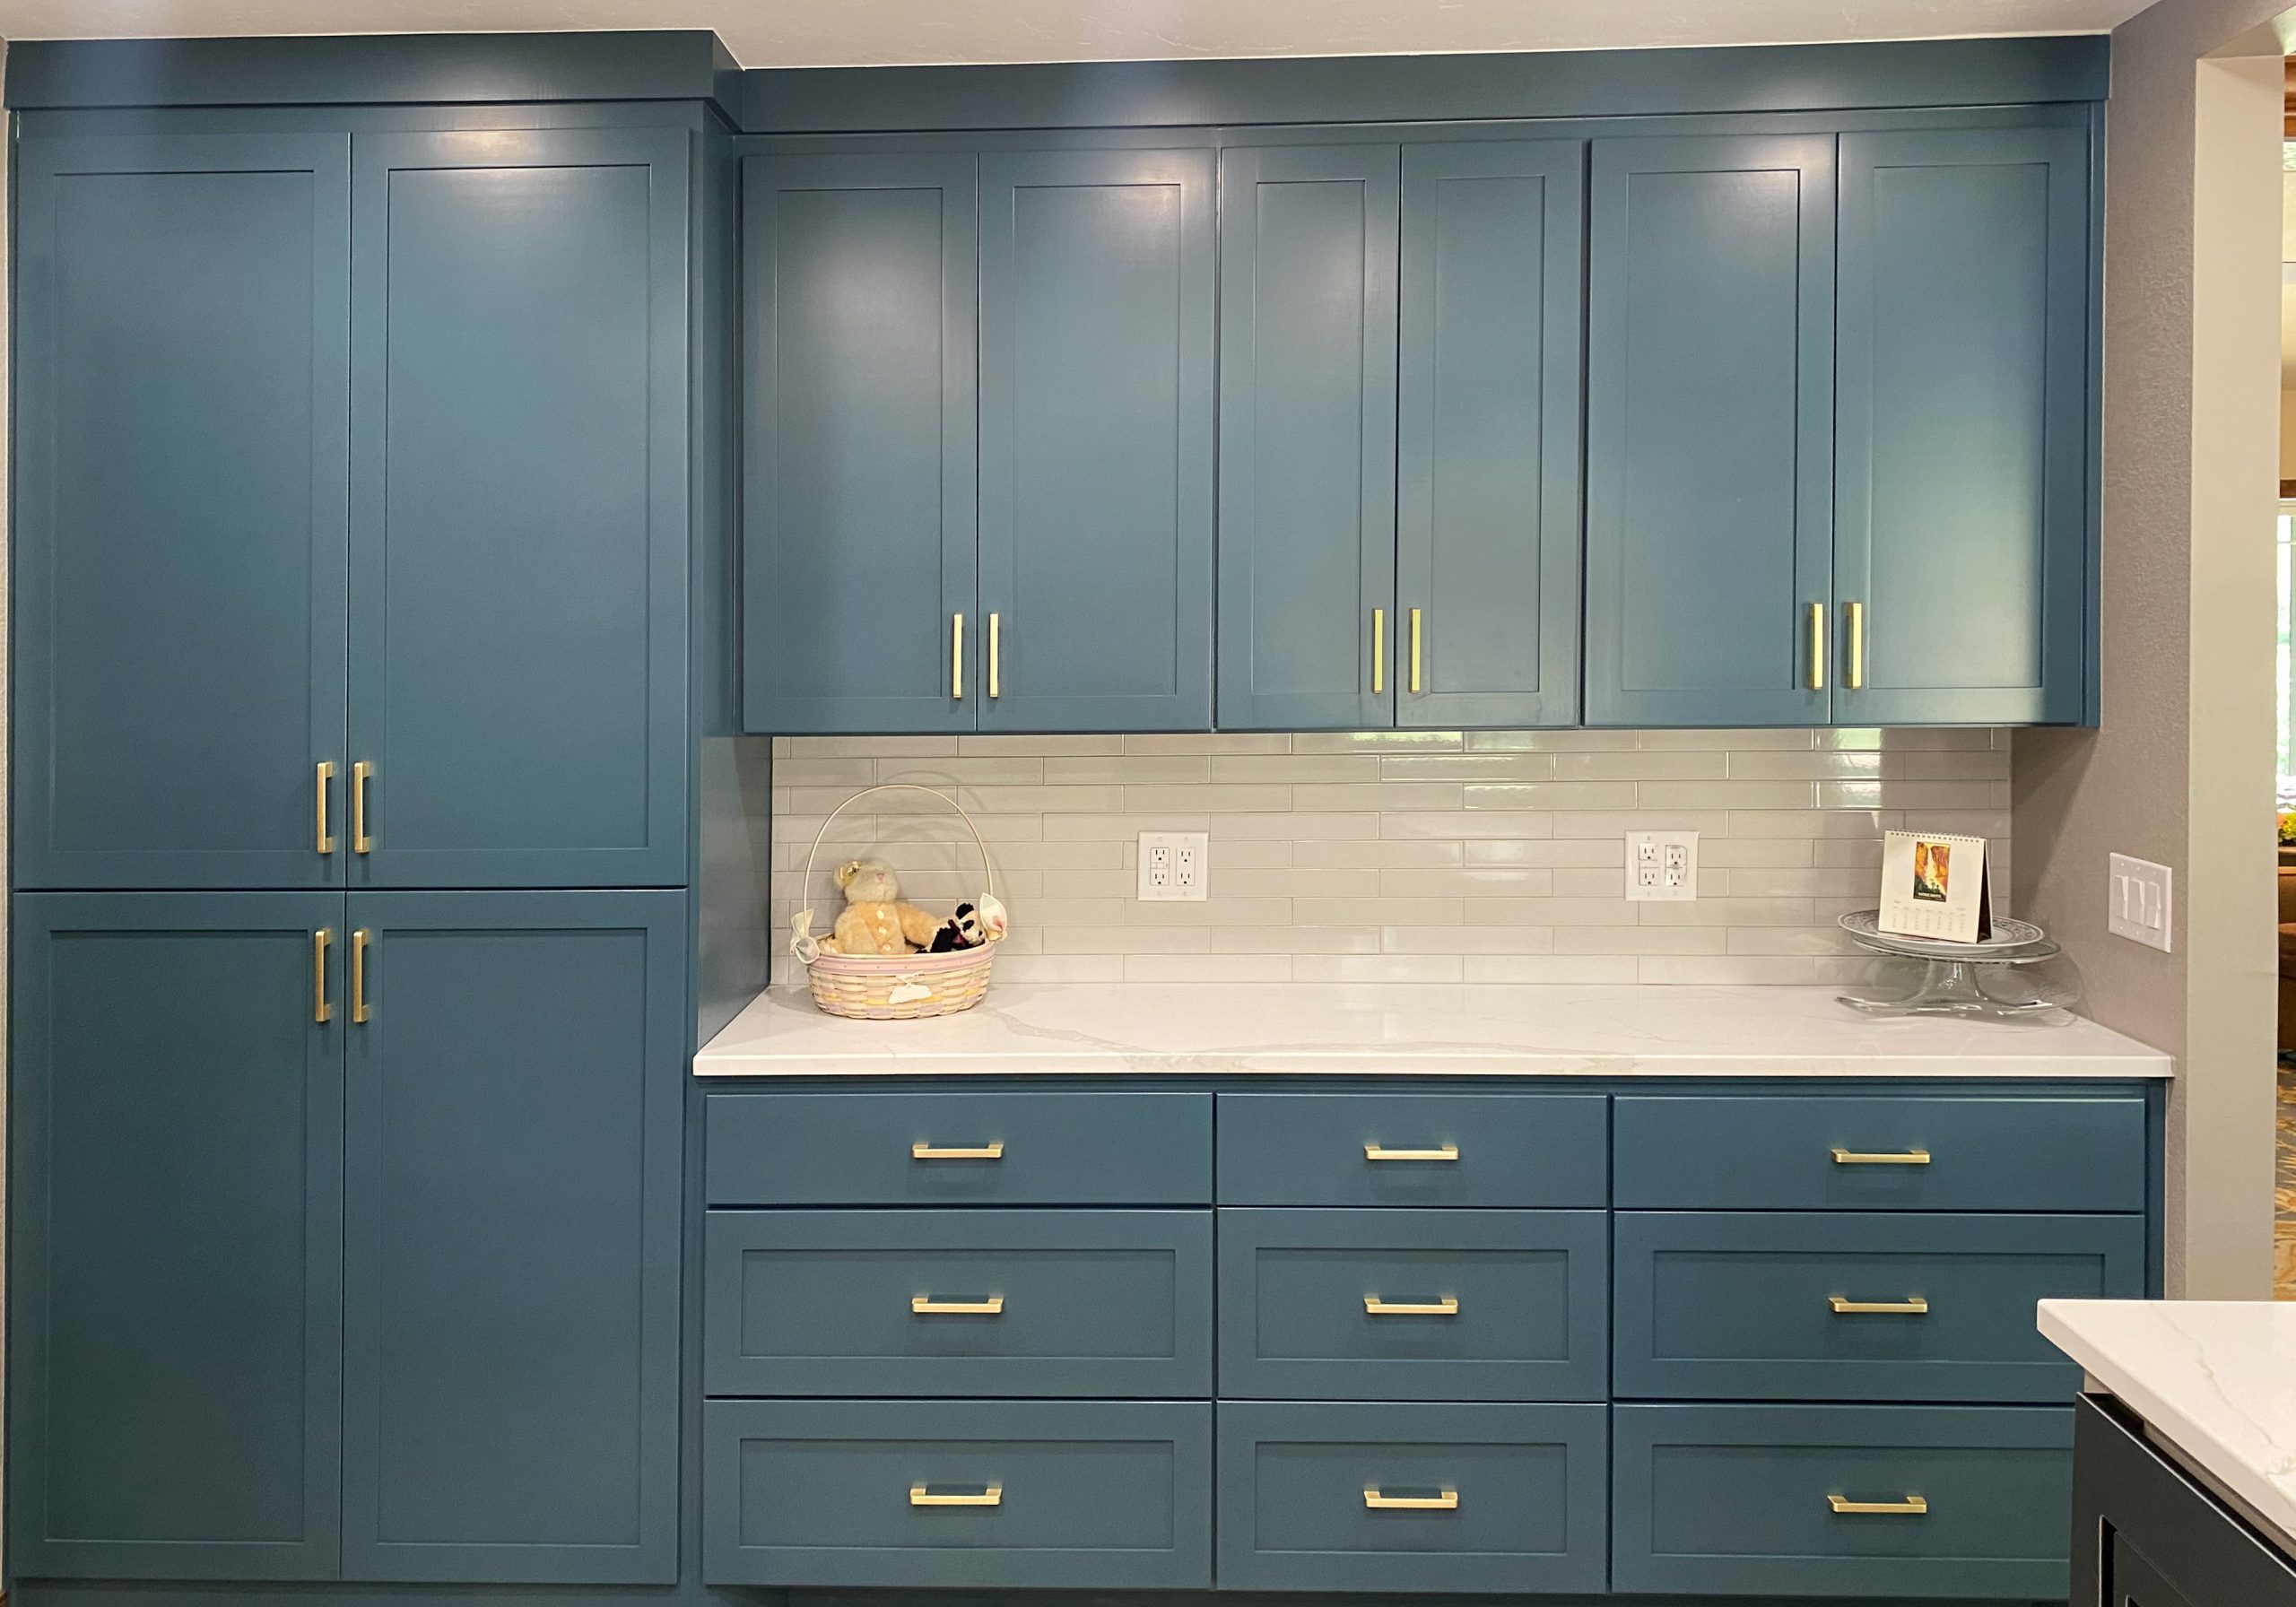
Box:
352, 761, 373, 854
952, 613, 964, 700
1807, 602, 1825, 691
1828, 1494, 1927, 1516
911, 1485, 1002, 1507
911, 1296, 1004, 1316
912, 1142, 1004, 1160
1371, 607, 1386, 694
313, 929, 334, 1023
1364, 1296, 1458, 1316
1844, 600, 1865, 691
352, 929, 371, 1023
316, 761, 336, 855
1831, 1147, 1932, 1166
1365, 1487, 1458, 1511
1829, 1296, 1930, 1316
1408, 607, 1422, 694
1364, 1143, 1458, 1163
988, 612, 1001, 699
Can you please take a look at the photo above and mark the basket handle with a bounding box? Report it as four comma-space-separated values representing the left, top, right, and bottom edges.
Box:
795, 785, 997, 947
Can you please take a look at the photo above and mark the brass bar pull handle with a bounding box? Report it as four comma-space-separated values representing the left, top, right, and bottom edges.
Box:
317, 762, 336, 855
352, 929, 371, 1024
1364, 1143, 1459, 1162
912, 1142, 1004, 1161
1831, 1147, 1932, 1166
988, 612, 1001, 699
1365, 1488, 1458, 1511
352, 761, 373, 855
313, 929, 334, 1024
1807, 602, 1825, 691
1371, 608, 1385, 695
1364, 1296, 1458, 1316
911, 1485, 1002, 1508
1828, 1494, 1928, 1516
952, 613, 964, 700
1829, 1296, 1930, 1316
1844, 601, 1865, 691
1408, 607, 1422, 694
911, 1296, 1004, 1316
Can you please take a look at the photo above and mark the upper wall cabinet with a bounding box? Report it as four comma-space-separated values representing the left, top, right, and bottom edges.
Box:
1832, 125, 2091, 725
13, 133, 351, 890
350, 128, 691, 887
744, 145, 1216, 734
1583, 134, 1837, 728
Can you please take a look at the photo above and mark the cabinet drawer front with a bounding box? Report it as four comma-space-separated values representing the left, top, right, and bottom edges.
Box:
1612, 1403, 2073, 1600
702, 1399, 1211, 1589
1219, 1210, 1607, 1401
704, 1210, 1211, 1397
1614, 1212, 2145, 1402
1218, 1402, 1607, 1594
1218, 1093, 1606, 1207
1613, 1093, 2146, 1210
704, 1091, 1211, 1205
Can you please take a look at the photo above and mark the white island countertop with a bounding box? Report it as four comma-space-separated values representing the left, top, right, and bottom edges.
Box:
693, 982, 2171, 1079
2039, 1300, 2296, 1547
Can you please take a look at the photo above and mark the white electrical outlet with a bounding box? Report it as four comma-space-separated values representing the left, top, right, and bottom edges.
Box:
1625, 830, 1699, 902
2107, 853, 2172, 952
1138, 831, 1210, 901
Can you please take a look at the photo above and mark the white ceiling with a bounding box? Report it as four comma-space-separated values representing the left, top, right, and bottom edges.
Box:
0, 0, 2153, 69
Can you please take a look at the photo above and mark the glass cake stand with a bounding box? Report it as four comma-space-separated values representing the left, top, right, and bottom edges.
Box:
1834, 910, 2081, 1022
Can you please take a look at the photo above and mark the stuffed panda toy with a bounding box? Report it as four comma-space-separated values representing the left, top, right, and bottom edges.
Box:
927, 902, 987, 953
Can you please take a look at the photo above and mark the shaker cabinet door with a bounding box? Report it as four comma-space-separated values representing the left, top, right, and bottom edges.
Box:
1397, 139, 1586, 728
1584, 134, 1836, 727
743, 152, 979, 734
13, 133, 350, 890
1216, 143, 1401, 731
1833, 123, 2091, 725
348, 128, 690, 889
978, 146, 1216, 732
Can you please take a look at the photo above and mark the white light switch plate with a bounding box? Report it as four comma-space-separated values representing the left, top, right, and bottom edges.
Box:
2107, 853, 2172, 951
1625, 830, 1698, 901
1138, 831, 1209, 901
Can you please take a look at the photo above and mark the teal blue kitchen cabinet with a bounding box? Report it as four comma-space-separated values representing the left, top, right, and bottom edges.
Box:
1832, 123, 2092, 725
12, 133, 350, 891
9, 892, 344, 1580
339, 890, 684, 1583
744, 144, 1217, 734
349, 129, 691, 889
1583, 133, 1837, 727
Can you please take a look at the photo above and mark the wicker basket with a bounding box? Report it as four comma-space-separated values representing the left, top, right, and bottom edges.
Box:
791, 785, 1003, 1021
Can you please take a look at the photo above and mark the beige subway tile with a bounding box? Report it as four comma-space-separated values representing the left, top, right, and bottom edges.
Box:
1223, 811, 1379, 840
1880, 749, 2011, 780
874, 757, 1048, 786
1552, 925, 1726, 955
1635, 955, 1886, 986
770, 736, 794, 758
1379, 926, 1557, 954
1822, 726, 2000, 751
1465, 782, 1640, 811
1698, 838, 1815, 868
1636, 897, 1815, 927
1726, 809, 1887, 838
1034, 869, 1139, 899
1378, 866, 1555, 898
959, 734, 1122, 756
1293, 896, 1464, 926
1295, 781, 1466, 811
1726, 750, 1882, 780
1041, 926, 1211, 955
1379, 753, 1560, 780
1813, 838, 1887, 868
777, 783, 1102, 815
1292, 838, 1463, 868
1222, 866, 1381, 898
1880, 809, 2010, 839
1465, 729, 1639, 751
1815, 780, 1998, 812
1463, 897, 1638, 925
770, 757, 879, 786
1643, 728, 1816, 750
1638, 779, 1817, 809
1381, 811, 1554, 840
1043, 812, 1211, 839
1293, 954, 1465, 984
1292, 730, 1463, 752
1544, 810, 1730, 838
1206, 838, 1295, 869
1043, 754, 1212, 785
1725, 927, 1859, 955
1465, 838, 1623, 867
1125, 784, 1293, 812
865, 810, 1046, 844
787, 735, 958, 757
1551, 751, 1727, 781
1124, 733, 1291, 754
1205, 753, 1380, 782
987, 840, 1128, 870
1213, 925, 1381, 954
1549, 867, 1628, 898
1724, 867, 1875, 899
994, 955, 1127, 984
1464, 955, 1639, 983
1126, 954, 1295, 982
1124, 897, 1295, 926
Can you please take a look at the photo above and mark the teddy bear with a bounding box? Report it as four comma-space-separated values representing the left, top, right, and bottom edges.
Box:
822, 857, 946, 957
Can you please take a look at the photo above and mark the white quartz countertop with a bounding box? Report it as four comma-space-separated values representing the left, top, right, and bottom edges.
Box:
692, 982, 2171, 1079
2039, 1300, 2296, 1547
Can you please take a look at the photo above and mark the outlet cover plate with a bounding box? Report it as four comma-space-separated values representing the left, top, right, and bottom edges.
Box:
1626, 830, 1699, 902
1139, 831, 1209, 902
2107, 852, 2171, 951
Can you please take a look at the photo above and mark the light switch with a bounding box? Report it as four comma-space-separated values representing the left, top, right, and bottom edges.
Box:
2107, 853, 2172, 952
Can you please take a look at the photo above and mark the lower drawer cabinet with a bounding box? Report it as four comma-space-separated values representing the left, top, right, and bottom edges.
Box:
1613, 1212, 2146, 1402
1612, 1403, 2074, 1601
701, 1399, 1213, 1589
1217, 1402, 1607, 1594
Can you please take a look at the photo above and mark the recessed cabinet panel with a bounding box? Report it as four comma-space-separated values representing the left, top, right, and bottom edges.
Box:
1834, 125, 2091, 724
9, 892, 344, 1579
1585, 134, 1836, 726
1397, 140, 1586, 727
349, 129, 689, 888
13, 134, 350, 890
978, 147, 1216, 731
744, 152, 978, 734
1216, 143, 1400, 731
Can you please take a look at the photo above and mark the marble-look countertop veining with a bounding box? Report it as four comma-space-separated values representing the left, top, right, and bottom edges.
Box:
692, 982, 2172, 1079
2039, 1299, 2296, 1548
